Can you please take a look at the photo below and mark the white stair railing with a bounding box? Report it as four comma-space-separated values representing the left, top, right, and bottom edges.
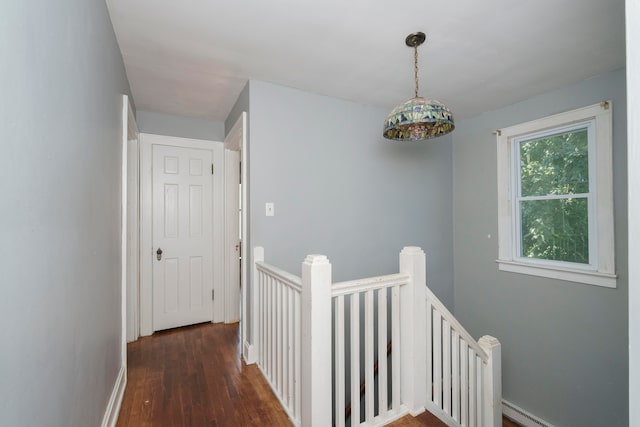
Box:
424, 288, 502, 427
253, 247, 304, 425
251, 246, 501, 427
332, 272, 409, 426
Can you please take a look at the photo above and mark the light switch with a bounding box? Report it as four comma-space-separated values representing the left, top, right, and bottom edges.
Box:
265, 202, 274, 216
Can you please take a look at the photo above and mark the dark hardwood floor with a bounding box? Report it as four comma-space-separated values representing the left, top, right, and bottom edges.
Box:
116, 322, 292, 427
117, 322, 519, 427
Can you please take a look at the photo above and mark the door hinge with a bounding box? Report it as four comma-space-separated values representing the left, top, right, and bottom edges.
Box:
211, 163, 214, 175
212, 289, 215, 300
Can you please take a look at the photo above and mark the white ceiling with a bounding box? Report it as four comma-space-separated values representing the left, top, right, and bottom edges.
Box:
106, 0, 625, 123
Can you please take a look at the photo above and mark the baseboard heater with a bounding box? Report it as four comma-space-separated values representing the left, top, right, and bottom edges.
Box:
502, 399, 555, 427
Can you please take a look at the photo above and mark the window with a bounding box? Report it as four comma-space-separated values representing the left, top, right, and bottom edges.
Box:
496, 102, 616, 288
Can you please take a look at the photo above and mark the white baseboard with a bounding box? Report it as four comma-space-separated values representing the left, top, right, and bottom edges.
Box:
243, 341, 256, 364
101, 366, 127, 427
502, 399, 554, 427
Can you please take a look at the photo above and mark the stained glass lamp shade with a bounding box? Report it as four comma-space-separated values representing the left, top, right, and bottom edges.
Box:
383, 32, 455, 141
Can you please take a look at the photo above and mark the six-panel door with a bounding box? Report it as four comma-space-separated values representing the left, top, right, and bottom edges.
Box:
152, 144, 214, 331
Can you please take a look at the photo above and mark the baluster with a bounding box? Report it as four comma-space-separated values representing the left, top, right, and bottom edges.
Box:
365, 289, 374, 422
269, 277, 274, 381
461, 341, 468, 427
263, 275, 268, 375
276, 279, 282, 394
426, 298, 433, 403
351, 293, 360, 425
391, 286, 400, 412
443, 319, 451, 415
468, 348, 476, 427
264, 275, 269, 376
258, 271, 263, 366
294, 291, 301, 420
335, 295, 346, 427
271, 277, 277, 382
452, 331, 460, 423
476, 356, 482, 427
283, 285, 289, 406
433, 310, 442, 407
288, 287, 295, 409
377, 288, 388, 418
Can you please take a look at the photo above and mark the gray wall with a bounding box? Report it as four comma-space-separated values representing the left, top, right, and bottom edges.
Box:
137, 110, 225, 141
247, 81, 454, 304
0, 1, 132, 426
452, 68, 628, 427
225, 82, 250, 137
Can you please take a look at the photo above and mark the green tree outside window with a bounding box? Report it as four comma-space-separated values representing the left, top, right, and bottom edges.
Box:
518, 128, 589, 263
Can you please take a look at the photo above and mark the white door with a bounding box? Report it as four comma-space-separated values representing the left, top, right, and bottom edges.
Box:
224, 149, 240, 323
152, 143, 214, 331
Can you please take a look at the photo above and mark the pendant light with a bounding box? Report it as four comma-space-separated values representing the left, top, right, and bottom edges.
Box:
383, 32, 454, 141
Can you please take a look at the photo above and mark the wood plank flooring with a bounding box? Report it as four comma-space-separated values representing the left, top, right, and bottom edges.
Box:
116, 322, 292, 427
117, 322, 519, 427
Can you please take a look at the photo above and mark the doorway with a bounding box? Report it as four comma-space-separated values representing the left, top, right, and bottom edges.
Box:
138, 134, 225, 335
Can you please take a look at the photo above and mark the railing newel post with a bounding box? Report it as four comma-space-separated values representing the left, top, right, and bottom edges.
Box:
300, 254, 332, 427
399, 246, 428, 415
478, 335, 502, 427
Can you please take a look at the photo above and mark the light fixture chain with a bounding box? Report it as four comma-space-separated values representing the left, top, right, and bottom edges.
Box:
414, 46, 419, 98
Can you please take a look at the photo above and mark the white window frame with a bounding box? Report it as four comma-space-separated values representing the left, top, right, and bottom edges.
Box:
496, 101, 616, 288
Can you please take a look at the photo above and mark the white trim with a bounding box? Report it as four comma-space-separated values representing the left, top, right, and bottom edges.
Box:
497, 259, 617, 288
139, 137, 153, 336
212, 142, 226, 324
120, 96, 128, 361
124, 97, 140, 343
496, 101, 616, 287
223, 148, 240, 323
502, 399, 555, 427
243, 342, 255, 363
100, 366, 127, 427
226, 112, 252, 362
112, 94, 134, 427
627, 1, 640, 425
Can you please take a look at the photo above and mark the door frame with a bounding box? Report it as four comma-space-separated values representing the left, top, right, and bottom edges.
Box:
124, 99, 140, 343
139, 133, 224, 336
224, 112, 252, 362
121, 95, 139, 348
223, 148, 240, 323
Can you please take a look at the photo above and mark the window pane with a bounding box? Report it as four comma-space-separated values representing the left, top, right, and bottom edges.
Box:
520, 198, 589, 263
520, 128, 589, 197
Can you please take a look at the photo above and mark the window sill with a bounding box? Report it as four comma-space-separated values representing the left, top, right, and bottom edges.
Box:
496, 260, 617, 288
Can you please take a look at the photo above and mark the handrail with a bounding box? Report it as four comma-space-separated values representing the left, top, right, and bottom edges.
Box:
426, 287, 488, 363
256, 261, 302, 292
332, 273, 410, 297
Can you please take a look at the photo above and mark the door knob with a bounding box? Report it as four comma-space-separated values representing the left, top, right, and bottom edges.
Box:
156, 248, 163, 261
